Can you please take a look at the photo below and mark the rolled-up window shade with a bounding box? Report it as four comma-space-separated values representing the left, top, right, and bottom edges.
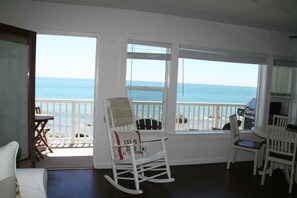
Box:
273, 56, 297, 68
128, 39, 171, 48
127, 52, 171, 60
179, 44, 267, 64
127, 40, 171, 60
271, 56, 297, 98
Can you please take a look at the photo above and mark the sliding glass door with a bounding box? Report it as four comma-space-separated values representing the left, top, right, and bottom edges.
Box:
0, 23, 36, 167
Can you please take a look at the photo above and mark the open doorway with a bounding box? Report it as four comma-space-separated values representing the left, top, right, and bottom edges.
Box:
35, 34, 97, 169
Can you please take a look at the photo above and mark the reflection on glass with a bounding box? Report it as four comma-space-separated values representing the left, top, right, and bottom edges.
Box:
0, 40, 29, 160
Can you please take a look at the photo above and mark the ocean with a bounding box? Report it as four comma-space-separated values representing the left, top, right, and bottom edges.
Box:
36, 77, 257, 104
36, 77, 95, 100
36, 77, 257, 135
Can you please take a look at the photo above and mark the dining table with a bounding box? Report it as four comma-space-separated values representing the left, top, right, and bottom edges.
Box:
251, 125, 267, 139
35, 114, 54, 160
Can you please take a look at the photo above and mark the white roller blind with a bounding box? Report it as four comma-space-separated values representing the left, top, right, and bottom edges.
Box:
179, 44, 267, 64
273, 56, 297, 68
271, 56, 297, 98
128, 39, 171, 48
127, 53, 171, 60
127, 40, 171, 60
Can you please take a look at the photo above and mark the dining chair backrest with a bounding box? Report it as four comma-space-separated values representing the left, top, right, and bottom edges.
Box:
267, 125, 297, 161
229, 114, 239, 142
262, 125, 297, 193
272, 115, 297, 127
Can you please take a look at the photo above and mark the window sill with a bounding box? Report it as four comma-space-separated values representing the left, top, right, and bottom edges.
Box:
140, 129, 254, 141
140, 129, 252, 135
175, 129, 252, 135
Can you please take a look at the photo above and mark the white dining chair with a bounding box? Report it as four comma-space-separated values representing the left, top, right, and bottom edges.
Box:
261, 125, 297, 194
227, 114, 265, 175
272, 115, 297, 127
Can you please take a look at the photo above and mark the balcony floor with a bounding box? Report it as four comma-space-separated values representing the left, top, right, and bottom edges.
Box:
36, 143, 93, 169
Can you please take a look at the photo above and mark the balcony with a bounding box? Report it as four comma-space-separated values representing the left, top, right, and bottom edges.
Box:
36, 99, 246, 145
36, 98, 94, 145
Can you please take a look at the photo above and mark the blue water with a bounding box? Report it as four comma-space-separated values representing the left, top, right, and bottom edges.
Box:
36, 77, 257, 104
36, 77, 95, 99
36, 77, 257, 134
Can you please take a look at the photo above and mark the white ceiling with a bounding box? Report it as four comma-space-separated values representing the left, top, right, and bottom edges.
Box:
33, 0, 297, 34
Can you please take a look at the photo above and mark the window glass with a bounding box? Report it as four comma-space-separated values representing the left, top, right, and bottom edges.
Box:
271, 66, 292, 98
176, 57, 259, 131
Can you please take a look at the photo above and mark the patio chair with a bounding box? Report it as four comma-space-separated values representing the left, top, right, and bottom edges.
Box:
35, 106, 50, 142
211, 120, 242, 130
261, 125, 297, 194
227, 114, 265, 175
136, 118, 162, 130
103, 97, 174, 194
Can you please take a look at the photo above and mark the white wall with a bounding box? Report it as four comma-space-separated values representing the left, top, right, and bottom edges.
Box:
0, 0, 295, 168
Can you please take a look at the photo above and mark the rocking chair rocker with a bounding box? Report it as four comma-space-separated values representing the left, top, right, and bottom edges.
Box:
103, 97, 174, 194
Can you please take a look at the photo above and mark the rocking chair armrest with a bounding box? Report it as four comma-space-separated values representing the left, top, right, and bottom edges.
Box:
112, 144, 134, 148
141, 137, 168, 143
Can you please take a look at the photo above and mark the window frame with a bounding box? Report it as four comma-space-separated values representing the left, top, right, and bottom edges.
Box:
124, 39, 172, 132
176, 45, 267, 132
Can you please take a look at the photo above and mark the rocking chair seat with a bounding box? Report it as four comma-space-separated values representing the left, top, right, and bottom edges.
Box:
115, 151, 166, 165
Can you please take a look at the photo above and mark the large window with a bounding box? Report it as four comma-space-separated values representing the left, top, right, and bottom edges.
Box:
124, 41, 268, 133
126, 40, 171, 131
176, 45, 265, 131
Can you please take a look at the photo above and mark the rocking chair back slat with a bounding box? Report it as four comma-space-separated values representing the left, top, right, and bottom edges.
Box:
109, 97, 134, 127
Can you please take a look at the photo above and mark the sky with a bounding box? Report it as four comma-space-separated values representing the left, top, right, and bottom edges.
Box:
36, 34, 96, 79
36, 34, 259, 87
178, 59, 259, 87
126, 58, 259, 87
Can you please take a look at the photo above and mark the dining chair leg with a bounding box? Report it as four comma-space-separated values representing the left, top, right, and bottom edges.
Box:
289, 164, 294, 193
294, 164, 297, 183
232, 149, 238, 163
253, 151, 258, 176
256, 145, 263, 169
269, 162, 274, 177
261, 158, 269, 185
227, 147, 234, 169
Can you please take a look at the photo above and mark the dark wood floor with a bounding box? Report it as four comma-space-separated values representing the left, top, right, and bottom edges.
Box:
47, 162, 297, 198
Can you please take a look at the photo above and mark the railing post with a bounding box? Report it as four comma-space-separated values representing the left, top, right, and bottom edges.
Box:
215, 105, 220, 128
71, 102, 76, 144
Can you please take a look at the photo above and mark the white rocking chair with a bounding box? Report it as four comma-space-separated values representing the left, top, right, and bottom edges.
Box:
103, 97, 174, 194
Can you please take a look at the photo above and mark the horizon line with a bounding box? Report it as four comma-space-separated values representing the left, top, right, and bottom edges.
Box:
36, 76, 256, 88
